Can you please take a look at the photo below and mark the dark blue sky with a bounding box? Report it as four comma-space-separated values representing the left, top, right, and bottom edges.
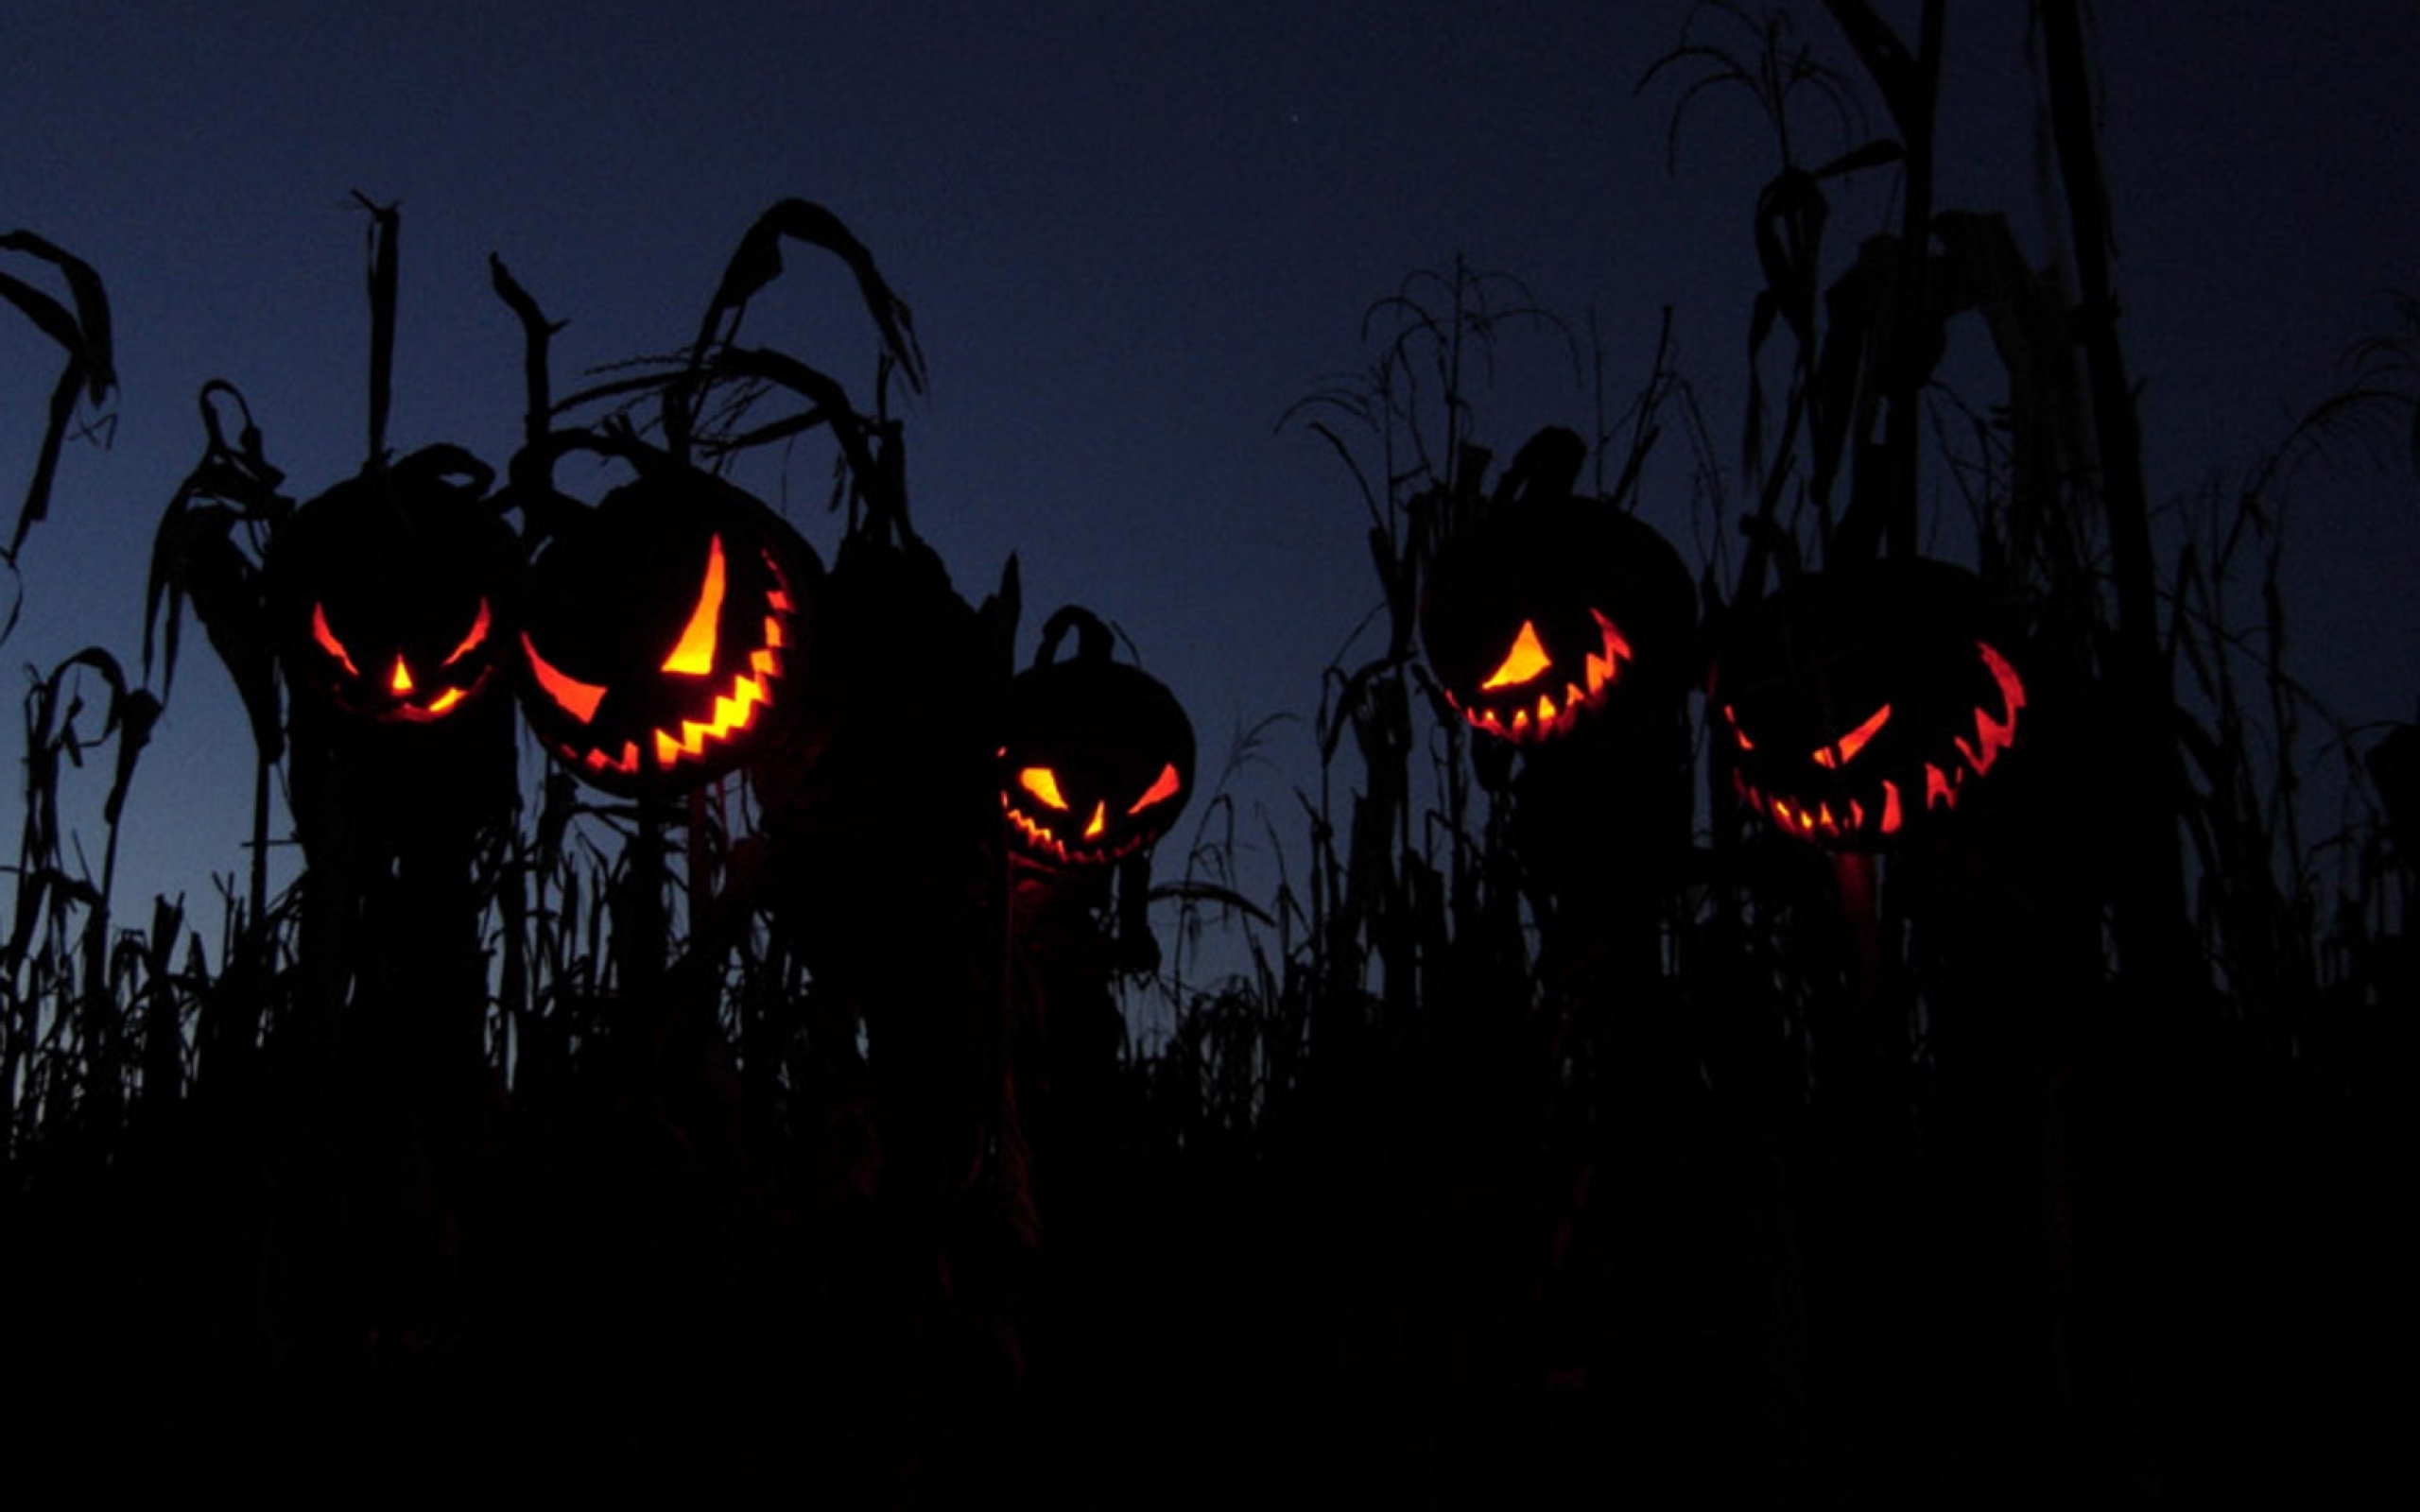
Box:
6, 2, 2416, 936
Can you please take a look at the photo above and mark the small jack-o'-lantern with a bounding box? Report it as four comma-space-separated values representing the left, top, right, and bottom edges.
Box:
267, 449, 514, 728
1709, 558, 2028, 848
515, 466, 815, 797
999, 608, 1194, 868
1421, 427, 1696, 744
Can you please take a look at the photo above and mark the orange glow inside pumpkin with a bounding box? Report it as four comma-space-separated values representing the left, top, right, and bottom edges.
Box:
312, 604, 362, 678
524, 541, 794, 783
1018, 765, 1069, 811
1453, 609, 1634, 743
1017, 762, 1184, 822
1130, 762, 1183, 813
524, 636, 609, 723
309, 595, 493, 723
1722, 705, 1754, 751
1480, 621, 1555, 691
442, 600, 493, 666
649, 644, 778, 769
1003, 759, 1188, 865
1729, 639, 2025, 846
1958, 643, 2026, 778
661, 534, 727, 675
1812, 703, 1893, 768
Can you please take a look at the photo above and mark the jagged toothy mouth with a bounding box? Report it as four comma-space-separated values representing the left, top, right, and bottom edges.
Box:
1734, 641, 2026, 845
544, 560, 796, 782
367, 665, 493, 725
1000, 793, 1164, 868
1448, 609, 1634, 744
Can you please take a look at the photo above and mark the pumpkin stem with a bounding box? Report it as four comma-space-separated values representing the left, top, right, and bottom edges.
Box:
1035, 606, 1114, 669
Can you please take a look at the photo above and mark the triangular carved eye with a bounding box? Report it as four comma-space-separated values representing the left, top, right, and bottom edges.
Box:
523, 631, 608, 724
1812, 704, 1893, 768
1018, 765, 1070, 811
662, 534, 727, 676
441, 598, 493, 667
1721, 703, 1754, 751
1126, 763, 1183, 815
1480, 620, 1553, 691
311, 603, 362, 679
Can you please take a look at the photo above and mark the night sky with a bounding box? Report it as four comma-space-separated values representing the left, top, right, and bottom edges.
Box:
6, 1, 2416, 947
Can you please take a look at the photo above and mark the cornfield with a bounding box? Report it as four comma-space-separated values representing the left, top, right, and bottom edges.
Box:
2, 5, 2411, 1505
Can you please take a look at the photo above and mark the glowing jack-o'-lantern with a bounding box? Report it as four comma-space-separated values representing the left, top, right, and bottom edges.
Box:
999, 608, 1195, 868
514, 466, 816, 797
267, 451, 515, 728
1709, 558, 2028, 848
1420, 427, 1696, 744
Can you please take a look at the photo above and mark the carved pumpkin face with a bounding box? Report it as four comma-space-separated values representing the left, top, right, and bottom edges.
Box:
515, 469, 815, 797
999, 613, 1194, 868
1709, 559, 2028, 849
1420, 431, 1696, 744
268, 460, 514, 727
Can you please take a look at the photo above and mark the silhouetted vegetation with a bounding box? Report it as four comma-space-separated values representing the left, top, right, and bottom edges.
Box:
3, 5, 2411, 1506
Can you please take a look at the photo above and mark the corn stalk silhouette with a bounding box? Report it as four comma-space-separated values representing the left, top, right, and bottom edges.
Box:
1, 9, 2413, 1502
0, 230, 115, 583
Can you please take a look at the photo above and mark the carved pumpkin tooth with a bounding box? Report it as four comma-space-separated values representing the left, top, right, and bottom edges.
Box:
1963, 648, 2025, 777
585, 740, 642, 777
1591, 610, 1634, 665
1880, 782, 1904, 833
